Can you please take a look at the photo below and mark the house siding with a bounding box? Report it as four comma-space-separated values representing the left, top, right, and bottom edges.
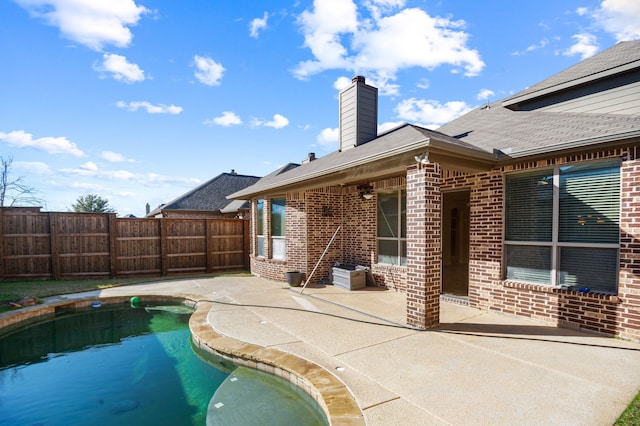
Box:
526, 72, 640, 115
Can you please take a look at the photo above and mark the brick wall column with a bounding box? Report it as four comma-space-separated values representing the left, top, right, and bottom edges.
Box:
406, 162, 441, 329
619, 150, 640, 341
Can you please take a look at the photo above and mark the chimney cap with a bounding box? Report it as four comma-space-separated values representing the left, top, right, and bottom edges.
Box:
352, 76, 365, 84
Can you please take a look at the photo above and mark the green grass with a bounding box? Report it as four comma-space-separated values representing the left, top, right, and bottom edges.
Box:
616, 390, 640, 425
0, 271, 252, 312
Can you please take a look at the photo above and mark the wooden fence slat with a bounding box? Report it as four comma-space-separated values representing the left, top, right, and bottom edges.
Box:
49, 212, 61, 280
108, 214, 117, 278
1, 209, 249, 280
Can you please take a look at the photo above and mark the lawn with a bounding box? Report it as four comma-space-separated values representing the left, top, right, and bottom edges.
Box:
0, 271, 252, 312
616, 390, 640, 425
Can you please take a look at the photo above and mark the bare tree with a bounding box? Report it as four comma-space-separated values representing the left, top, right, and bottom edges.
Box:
0, 156, 45, 208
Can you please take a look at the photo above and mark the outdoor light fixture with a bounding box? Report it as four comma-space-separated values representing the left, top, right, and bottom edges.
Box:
358, 184, 374, 200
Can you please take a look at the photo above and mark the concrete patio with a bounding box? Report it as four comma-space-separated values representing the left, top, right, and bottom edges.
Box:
45, 275, 640, 425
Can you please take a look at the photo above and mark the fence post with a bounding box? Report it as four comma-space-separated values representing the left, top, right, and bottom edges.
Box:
49, 212, 61, 280
205, 219, 212, 273
108, 213, 118, 278
160, 218, 169, 276
0, 208, 4, 280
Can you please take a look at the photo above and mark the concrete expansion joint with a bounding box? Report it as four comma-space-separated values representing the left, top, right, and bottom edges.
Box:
332, 332, 420, 357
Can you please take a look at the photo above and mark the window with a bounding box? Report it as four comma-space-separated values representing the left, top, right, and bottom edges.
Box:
271, 197, 286, 260
256, 199, 265, 257
504, 160, 620, 293
377, 190, 406, 266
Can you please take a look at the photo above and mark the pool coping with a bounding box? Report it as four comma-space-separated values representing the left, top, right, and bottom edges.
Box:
0, 293, 365, 426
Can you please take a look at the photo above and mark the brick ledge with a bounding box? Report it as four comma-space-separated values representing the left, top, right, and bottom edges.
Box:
502, 281, 621, 303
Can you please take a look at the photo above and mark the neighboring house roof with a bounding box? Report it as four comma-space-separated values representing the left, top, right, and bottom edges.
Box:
150, 172, 260, 216
230, 41, 640, 200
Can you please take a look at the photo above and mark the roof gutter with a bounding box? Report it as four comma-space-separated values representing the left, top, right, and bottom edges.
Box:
229, 137, 496, 199
497, 129, 640, 163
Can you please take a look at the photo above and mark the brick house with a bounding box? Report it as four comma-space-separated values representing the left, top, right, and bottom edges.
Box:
230, 41, 640, 341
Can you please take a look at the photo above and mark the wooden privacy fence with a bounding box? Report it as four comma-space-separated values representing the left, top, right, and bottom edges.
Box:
0, 208, 250, 280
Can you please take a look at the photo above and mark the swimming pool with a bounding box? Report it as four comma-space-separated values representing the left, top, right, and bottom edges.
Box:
0, 302, 327, 425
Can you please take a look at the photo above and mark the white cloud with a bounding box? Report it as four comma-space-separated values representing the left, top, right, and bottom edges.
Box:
251, 114, 289, 129
249, 12, 269, 38
94, 53, 145, 83
69, 181, 102, 190
193, 55, 225, 86
294, 2, 484, 86
476, 88, 495, 101
101, 150, 135, 162
317, 127, 339, 147
593, 0, 640, 41
59, 165, 137, 180
563, 33, 599, 60
81, 161, 98, 171
333, 76, 352, 91
14, 0, 149, 51
295, 0, 359, 78
512, 38, 549, 56
142, 173, 200, 187
378, 121, 404, 133
116, 101, 182, 114
576, 7, 589, 16
395, 98, 473, 127
0, 130, 86, 157
416, 78, 430, 89
204, 111, 242, 127
14, 161, 51, 174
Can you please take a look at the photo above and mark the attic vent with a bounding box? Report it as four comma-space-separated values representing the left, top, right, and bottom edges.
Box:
302, 152, 316, 164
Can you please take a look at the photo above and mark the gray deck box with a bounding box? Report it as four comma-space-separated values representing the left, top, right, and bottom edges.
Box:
331, 265, 366, 290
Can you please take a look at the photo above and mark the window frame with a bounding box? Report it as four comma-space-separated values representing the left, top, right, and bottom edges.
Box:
270, 197, 286, 260
376, 189, 407, 266
255, 199, 265, 257
503, 160, 621, 292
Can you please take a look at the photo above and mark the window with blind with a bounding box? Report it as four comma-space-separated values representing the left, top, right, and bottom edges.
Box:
377, 190, 407, 266
504, 160, 620, 293
256, 199, 265, 257
271, 197, 286, 260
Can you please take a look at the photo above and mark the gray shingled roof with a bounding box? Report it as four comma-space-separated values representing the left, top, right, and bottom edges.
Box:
159, 172, 260, 213
229, 124, 495, 198
437, 103, 640, 159
230, 41, 640, 200
503, 40, 640, 107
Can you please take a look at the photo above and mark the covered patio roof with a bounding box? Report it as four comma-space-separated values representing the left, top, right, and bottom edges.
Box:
229, 124, 496, 199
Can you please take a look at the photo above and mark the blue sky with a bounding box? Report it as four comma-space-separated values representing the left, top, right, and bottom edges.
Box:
1, 0, 639, 217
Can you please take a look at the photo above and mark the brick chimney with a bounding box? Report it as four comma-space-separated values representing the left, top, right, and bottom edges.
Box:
339, 76, 378, 152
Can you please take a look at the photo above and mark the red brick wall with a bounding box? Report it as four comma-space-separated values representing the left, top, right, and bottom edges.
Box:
405, 163, 441, 329
302, 190, 343, 284
249, 146, 640, 341
456, 148, 640, 341
249, 198, 289, 281
616, 147, 640, 341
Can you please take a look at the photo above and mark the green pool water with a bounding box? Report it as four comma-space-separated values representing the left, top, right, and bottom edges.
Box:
0, 303, 327, 425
